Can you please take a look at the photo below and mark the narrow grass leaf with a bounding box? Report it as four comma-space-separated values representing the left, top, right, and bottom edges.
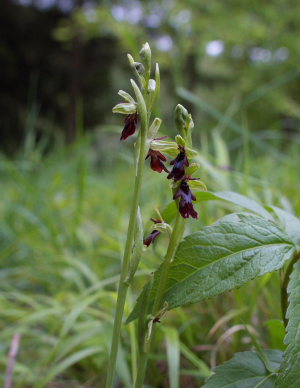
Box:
163, 327, 180, 388
38, 346, 102, 386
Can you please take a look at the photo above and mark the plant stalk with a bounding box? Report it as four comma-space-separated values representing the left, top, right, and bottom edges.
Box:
134, 210, 185, 388
106, 129, 147, 388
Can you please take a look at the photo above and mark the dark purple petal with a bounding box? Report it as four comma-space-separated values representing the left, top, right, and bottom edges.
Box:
120, 112, 138, 140
143, 230, 161, 247
167, 147, 189, 182
146, 149, 169, 173
173, 181, 198, 219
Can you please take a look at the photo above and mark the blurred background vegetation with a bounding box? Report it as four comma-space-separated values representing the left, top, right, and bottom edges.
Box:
1, 0, 300, 387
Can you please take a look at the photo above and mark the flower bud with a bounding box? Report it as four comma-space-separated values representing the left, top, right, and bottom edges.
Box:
148, 79, 156, 93
175, 104, 194, 145
175, 104, 189, 134
139, 42, 151, 74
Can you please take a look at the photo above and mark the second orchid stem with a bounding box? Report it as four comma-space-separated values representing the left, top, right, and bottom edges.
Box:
134, 211, 185, 388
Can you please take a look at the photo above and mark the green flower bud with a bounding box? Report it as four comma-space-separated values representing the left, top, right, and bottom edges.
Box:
175, 104, 194, 146
139, 42, 151, 75
148, 79, 156, 93
175, 104, 189, 134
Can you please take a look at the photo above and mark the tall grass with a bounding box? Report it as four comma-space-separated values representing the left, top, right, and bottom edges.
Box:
0, 123, 299, 386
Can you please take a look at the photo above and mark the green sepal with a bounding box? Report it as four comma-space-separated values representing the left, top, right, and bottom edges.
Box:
117, 90, 135, 104
186, 147, 198, 158
150, 140, 178, 156
185, 163, 200, 176
151, 222, 172, 236
148, 118, 162, 139
175, 134, 185, 147
188, 180, 207, 192
112, 102, 136, 115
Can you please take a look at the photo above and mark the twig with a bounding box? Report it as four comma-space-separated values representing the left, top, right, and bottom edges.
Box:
4, 333, 21, 388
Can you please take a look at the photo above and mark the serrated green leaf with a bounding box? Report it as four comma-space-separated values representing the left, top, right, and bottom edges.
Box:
269, 206, 300, 248
127, 213, 295, 323
277, 260, 300, 388
203, 350, 283, 388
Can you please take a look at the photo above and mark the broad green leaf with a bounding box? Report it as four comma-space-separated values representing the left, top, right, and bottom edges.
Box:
127, 213, 295, 322
268, 206, 300, 248
202, 350, 283, 388
276, 260, 300, 388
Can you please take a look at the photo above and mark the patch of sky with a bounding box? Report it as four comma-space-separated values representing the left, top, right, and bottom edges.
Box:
206, 40, 224, 57
155, 35, 173, 52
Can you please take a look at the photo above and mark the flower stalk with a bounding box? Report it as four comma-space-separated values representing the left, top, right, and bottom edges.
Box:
105, 44, 153, 388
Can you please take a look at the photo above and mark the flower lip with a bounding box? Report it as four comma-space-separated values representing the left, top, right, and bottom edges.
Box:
120, 112, 138, 140
167, 145, 189, 182
143, 218, 162, 247
173, 180, 198, 219
146, 149, 169, 173
143, 229, 161, 247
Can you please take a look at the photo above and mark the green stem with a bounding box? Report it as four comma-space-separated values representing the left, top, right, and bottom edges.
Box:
152, 211, 185, 315
281, 250, 300, 327
106, 130, 147, 388
134, 210, 185, 388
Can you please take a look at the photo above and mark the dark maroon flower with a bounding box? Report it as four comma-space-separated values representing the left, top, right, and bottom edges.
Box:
120, 112, 138, 140
167, 146, 189, 182
173, 181, 198, 219
146, 149, 169, 173
143, 218, 162, 247
143, 230, 161, 247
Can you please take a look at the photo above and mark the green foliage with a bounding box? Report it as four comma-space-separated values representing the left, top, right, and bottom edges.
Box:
203, 350, 283, 388
128, 212, 296, 321
277, 260, 300, 388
